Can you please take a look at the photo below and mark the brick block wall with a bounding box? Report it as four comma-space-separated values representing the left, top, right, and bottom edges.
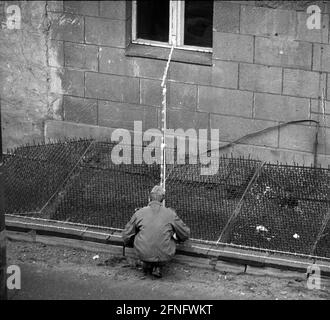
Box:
46, 0, 158, 132
3, 1, 329, 166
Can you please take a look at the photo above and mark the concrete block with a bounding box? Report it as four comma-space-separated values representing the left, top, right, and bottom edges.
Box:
169, 62, 212, 85
317, 154, 330, 168
255, 37, 312, 70
254, 93, 310, 122
99, 47, 131, 76
168, 82, 197, 110
47, 1, 63, 12
49, 13, 84, 43
311, 113, 330, 128
64, 43, 98, 71
297, 12, 329, 43
85, 17, 126, 47
64, 1, 99, 16
274, 149, 314, 166
45, 120, 116, 141
211, 60, 239, 89
317, 127, 330, 155
240, 5, 296, 37
125, 16, 132, 48
61, 68, 85, 97
85, 72, 139, 104
100, 1, 130, 20
279, 124, 318, 152
255, 1, 329, 12
219, 143, 315, 166
211, 115, 278, 148
99, 47, 166, 79
283, 69, 322, 99
213, 1, 240, 33
213, 32, 254, 63
198, 86, 252, 117
49, 67, 62, 95
98, 101, 157, 131
128, 57, 166, 80
313, 44, 330, 72
168, 109, 209, 131
48, 40, 64, 67
232, 0, 256, 6
63, 95, 97, 125
140, 79, 163, 108
311, 99, 330, 115
230, 1, 255, 6
239, 63, 282, 94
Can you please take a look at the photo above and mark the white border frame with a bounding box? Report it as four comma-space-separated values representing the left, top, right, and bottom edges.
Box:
132, 0, 212, 53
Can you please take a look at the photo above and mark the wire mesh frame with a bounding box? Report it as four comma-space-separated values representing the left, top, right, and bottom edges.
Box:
222, 163, 330, 259
3, 139, 330, 260
3, 139, 94, 216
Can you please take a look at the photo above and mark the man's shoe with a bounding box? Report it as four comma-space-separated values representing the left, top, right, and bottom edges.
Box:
142, 262, 153, 275
152, 266, 162, 278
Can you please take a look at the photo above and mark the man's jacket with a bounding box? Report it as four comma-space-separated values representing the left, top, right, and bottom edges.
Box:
122, 201, 190, 262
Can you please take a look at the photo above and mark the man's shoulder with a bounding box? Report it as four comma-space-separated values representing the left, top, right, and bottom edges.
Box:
163, 206, 177, 217
165, 206, 175, 212
135, 206, 151, 215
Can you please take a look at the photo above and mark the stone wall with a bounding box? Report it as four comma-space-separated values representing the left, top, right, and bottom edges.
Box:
1, 1, 330, 167
0, 1, 62, 149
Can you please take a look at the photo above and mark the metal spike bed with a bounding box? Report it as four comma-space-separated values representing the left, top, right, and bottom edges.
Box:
2, 139, 330, 260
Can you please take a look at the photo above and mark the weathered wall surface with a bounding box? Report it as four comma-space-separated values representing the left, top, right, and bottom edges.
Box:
1, 1, 330, 167
0, 1, 63, 150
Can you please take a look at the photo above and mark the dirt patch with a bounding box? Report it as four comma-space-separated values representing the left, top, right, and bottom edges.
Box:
5, 239, 330, 300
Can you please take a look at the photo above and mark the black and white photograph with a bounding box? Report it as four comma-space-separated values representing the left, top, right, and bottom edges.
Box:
0, 0, 330, 306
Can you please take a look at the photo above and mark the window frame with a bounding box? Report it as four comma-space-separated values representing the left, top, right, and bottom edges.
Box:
132, 0, 213, 53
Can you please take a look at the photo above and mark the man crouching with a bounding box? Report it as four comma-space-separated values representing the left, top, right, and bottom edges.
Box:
122, 185, 190, 278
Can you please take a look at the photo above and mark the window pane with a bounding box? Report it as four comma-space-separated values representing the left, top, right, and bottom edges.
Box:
136, 0, 169, 43
184, 0, 213, 47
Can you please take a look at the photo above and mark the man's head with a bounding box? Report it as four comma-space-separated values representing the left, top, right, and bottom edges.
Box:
149, 185, 165, 202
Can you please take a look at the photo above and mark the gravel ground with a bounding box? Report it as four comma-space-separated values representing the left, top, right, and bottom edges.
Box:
5, 239, 330, 300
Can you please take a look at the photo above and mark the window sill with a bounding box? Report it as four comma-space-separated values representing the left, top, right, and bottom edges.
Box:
125, 43, 212, 66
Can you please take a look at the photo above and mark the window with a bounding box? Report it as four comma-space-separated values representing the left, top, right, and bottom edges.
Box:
132, 0, 213, 52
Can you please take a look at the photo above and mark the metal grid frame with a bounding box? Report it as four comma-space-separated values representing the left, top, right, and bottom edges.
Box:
3, 139, 330, 260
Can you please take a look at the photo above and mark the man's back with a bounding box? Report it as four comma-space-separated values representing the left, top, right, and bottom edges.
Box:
122, 201, 190, 263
